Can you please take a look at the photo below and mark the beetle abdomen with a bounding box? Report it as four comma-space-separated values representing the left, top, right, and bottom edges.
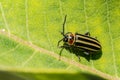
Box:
74, 34, 101, 52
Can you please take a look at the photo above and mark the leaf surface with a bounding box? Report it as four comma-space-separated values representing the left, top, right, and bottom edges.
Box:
0, 0, 120, 80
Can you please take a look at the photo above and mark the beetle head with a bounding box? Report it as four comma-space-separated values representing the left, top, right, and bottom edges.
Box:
63, 32, 74, 45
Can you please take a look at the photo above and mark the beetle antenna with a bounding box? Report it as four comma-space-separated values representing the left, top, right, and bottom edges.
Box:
62, 15, 67, 36
57, 38, 63, 47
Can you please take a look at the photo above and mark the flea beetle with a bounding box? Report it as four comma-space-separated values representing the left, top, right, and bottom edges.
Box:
57, 15, 102, 61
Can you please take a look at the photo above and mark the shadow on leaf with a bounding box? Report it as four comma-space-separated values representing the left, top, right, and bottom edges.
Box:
0, 70, 106, 80
0, 71, 25, 80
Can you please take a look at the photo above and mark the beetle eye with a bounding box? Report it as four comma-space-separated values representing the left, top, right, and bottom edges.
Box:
63, 37, 68, 42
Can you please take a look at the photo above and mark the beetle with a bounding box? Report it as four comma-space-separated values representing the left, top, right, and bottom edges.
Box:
57, 15, 102, 61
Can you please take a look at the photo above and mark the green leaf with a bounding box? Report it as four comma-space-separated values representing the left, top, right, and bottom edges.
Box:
0, 0, 120, 80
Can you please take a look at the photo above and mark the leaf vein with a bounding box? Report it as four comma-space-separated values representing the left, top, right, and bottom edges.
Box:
106, 0, 118, 78
0, 44, 19, 57
58, 0, 64, 19
22, 51, 37, 67
25, 0, 32, 43
0, 2, 10, 35
83, 0, 89, 32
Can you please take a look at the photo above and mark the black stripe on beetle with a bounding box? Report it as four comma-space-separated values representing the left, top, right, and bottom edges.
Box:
74, 42, 100, 51
57, 15, 102, 61
76, 34, 101, 47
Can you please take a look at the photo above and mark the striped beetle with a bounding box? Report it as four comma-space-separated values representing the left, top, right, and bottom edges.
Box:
57, 15, 102, 61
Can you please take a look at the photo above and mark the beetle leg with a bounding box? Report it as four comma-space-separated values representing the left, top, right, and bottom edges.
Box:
57, 38, 63, 47
87, 55, 91, 62
59, 48, 64, 61
59, 31, 65, 36
85, 32, 90, 36
78, 55, 81, 62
